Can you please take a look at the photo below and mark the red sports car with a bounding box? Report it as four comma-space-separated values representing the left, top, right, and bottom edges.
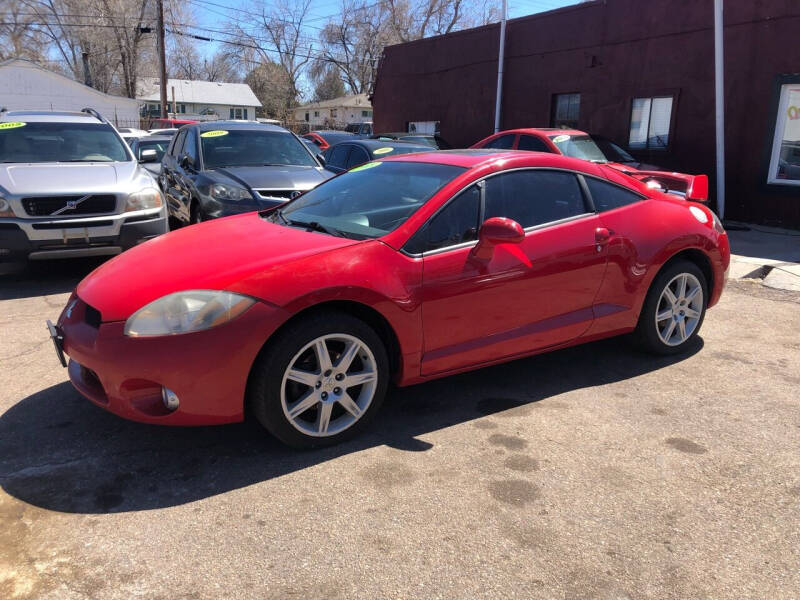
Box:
49, 150, 729, 448
472, 128, 709, 203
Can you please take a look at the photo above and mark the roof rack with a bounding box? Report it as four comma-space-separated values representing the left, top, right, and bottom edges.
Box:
80, 107, 107, 123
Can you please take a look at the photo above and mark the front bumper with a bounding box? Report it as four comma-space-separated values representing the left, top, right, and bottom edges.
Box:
57, 296, 288, 426
0, 209, 167, 261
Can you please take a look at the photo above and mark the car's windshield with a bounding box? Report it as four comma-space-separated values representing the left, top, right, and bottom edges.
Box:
591, 136, 636, 163
137, 140, 169, 161
0, 122, 130, 163
273, 161, 465, 239
548, 134, 607, 163
201, 129, 317, 169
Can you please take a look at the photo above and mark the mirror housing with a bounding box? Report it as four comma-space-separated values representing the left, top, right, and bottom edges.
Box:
472, 217, 525, 260
179, 153, 194, 170
139, 148, 158, 163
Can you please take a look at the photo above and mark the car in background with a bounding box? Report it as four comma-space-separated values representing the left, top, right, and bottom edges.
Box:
303, 130, 357, 151
322, 139, 432, 174
472, 128, 708, 202
148, 128, 179, 137
118, 127, 149, 145
0, 108, 167, 263
159, 121, 331, 225
151, 118, 197, 129
344, 121, 373, 136
129, 136, 172, 177
371, 132, 452, 150
51, 148, 729, 448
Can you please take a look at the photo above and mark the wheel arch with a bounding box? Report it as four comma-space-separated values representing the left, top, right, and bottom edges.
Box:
657, 248, 714, 294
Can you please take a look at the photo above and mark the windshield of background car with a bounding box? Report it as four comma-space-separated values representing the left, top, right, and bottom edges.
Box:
368, 144, 429, 159
137, 139, 169, 161
0, 122, 130, 163
549, 134, 607, 162
275, 161, 465, 239
201, 129, 317, 169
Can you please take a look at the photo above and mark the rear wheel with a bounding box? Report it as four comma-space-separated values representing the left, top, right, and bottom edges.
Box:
635, 260, 707, 355
248, 311, 389, 448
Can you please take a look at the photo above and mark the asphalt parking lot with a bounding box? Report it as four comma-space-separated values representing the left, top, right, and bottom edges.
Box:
1, 260, 799, 599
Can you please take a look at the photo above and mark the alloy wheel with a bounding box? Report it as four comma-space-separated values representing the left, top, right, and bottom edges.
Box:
280, 334, 378, 437
654, 273, 704, 346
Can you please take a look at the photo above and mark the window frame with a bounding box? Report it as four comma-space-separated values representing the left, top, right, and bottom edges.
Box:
401, 167, 599, 258
627, 93, 677, 152
765, 76, 800, 188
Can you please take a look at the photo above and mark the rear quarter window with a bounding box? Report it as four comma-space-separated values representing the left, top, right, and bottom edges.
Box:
585, 177, 644, 212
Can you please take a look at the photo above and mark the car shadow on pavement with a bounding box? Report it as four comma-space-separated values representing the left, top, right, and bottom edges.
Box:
0, 257, 106, 301
0, 336, 702, 514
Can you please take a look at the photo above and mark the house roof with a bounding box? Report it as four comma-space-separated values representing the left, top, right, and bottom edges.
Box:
0, 58, 139, 107
296, 93, 371, 110
137, 78, 262, 107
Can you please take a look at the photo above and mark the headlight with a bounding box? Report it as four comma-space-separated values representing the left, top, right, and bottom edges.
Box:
125, 187, 163, 212
124, 290, 256, 337
210, 183, 252, 201
0, 196, 12, 217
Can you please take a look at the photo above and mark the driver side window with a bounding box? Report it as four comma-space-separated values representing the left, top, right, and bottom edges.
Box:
404, 185, 480, 254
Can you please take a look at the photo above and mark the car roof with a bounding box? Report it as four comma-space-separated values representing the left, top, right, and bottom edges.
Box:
382, 148, 599, 171
195, 120, 287, 133
340, 139, 431, 150
309, 130, 354, 135
496, 127, 588, 138
137, 135, 172, 142
0, 110, 105, 124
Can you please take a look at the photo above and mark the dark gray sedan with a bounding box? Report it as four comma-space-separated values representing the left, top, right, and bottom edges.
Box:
129, 136, 172, 177
160, 121, 331, 226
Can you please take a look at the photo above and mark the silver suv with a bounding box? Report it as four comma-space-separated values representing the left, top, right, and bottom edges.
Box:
0, 108, 167, 262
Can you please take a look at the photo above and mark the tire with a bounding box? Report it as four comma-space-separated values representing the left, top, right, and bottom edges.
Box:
248, 311, 390, 449
634, 259, 708, 355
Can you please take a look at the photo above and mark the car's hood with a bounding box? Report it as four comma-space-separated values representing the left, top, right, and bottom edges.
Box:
77, 212, 360, 321
0, 161, 145, 195
211, 165, 331, 192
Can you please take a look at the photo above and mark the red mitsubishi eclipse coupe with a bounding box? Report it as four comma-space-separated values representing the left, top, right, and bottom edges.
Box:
50, 150, 730, 448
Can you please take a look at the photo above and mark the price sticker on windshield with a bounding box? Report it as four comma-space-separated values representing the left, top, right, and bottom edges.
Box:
200, 130, 229, 138
552, 134, 570, 143
350, 161, 382, 172
0, 122, 26, 130
373, 147, 395, 155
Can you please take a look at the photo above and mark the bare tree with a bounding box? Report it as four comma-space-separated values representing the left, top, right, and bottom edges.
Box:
0, 1, 51, 63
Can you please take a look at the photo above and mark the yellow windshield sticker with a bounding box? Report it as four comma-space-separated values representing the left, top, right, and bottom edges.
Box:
0, 122, 26, 130
200, 130, 229, 138
350, 161, 382, 172
552, 134, 570, 143
373, 147, 395, 155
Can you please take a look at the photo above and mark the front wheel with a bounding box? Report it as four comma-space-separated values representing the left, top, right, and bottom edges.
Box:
248, 311, 389, 448
635, 260, 708, 355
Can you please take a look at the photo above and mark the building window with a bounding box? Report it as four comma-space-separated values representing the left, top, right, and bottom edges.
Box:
629, 96, 673, 150
305, 112, 309, 121
408, 121, 440, 135
551, 93, 580, 129
178, 104, 186, 114
362, 110, 372, 118
768, 83, 800, 185
314, 111, 320, 117
331, 109, 337, 118
229, 107, 245, 120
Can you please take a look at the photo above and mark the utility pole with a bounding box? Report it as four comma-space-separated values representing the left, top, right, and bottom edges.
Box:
714, 0, 725, 219
493, 0, 508, 133
157, 0, 168, 119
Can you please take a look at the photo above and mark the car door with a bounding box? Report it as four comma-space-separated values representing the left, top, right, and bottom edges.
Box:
174, 127, 200, 221
415, 169, 609, 376
163, 128, 187, 217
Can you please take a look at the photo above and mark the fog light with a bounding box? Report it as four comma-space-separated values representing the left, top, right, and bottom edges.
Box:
161, 387, 179, 411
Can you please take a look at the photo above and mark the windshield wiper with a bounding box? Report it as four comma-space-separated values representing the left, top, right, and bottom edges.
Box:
286, 218, 345, 237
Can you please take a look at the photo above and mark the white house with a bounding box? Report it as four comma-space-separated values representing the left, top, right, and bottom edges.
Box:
294, 94, 373, 128
137, 78, 261, 121
0, 58, 141, 126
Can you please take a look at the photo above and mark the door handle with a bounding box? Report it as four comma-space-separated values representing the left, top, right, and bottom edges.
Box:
595, 227, 612, 252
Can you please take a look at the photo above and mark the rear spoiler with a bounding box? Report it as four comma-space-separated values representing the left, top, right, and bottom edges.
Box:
629, 171, 709, 203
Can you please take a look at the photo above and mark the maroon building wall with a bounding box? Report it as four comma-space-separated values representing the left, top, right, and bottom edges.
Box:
372, 0, 800, 227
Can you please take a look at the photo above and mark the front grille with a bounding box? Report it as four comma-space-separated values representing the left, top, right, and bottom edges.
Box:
255, 189, 298, 200
32, 220, 113, 230
22, 195, 117, 217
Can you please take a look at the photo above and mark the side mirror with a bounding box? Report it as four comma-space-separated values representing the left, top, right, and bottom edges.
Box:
179, 153, 194, 170
139, 148, 158, 163
472, 217, 525, 260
